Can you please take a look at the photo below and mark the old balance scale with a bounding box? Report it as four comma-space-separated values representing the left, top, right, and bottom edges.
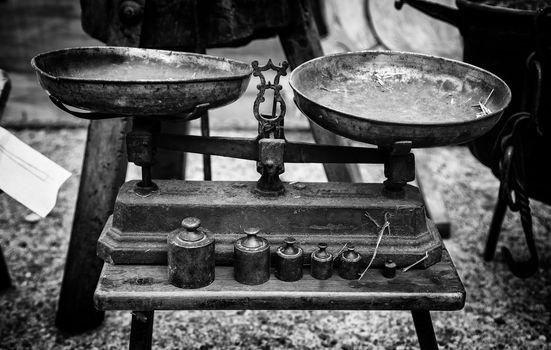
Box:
33, 47, 510, 348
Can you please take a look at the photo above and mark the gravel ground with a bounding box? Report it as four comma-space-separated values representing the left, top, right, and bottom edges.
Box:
0, 128, 550, 349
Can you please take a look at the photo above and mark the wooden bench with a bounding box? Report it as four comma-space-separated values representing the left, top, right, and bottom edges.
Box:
94, 248, 465, 349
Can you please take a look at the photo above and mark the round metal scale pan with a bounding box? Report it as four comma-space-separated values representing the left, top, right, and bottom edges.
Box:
31, 47, 253, 118
289, 51, 511, 148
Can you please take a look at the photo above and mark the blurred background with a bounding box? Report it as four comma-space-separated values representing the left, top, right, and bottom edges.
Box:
0, 1, 550, 349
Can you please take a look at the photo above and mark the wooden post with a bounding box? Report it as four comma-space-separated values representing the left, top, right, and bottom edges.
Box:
55, 117, 130, 332
129, 311, 154, 350
279, 0, 362, 183
411, 310, 439, 350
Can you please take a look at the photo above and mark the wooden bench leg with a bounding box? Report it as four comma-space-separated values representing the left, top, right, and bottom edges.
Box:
130, 311, 154, 350
56, 118, 130, 333
0, 245, 11, 291
411, 310, 439, 350
279, 0, 362, 183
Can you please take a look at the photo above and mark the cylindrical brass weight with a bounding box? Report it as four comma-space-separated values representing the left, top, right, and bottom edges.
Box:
338, 245, 362, 280
383, 259, 397, 278
275, 237, 304, 282
234, 227, 271, 285
167, 217, 215, 289
310, 242, 333, 280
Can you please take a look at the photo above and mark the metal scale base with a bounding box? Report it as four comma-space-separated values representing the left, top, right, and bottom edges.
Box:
98, 180, 442, 268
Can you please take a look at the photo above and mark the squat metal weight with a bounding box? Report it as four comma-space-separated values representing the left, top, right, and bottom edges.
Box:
167, 217, 215, 289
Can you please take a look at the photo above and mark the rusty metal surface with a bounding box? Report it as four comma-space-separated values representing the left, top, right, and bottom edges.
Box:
310, 243, 333, 280
97, 180, 442, 268
338, 246, 363, 280
290, 50, 511, 148
31, 47, 252, 117
167, 218, 215, 289
275, 238, 304, 282
233, 228, 271, 285
256, 138, 286, 195
155, 134, 387, 164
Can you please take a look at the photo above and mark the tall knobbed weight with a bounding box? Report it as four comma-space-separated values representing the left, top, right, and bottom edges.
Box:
234, 227, 271, 285
338, 245, 362, 280
275, 237, 304, 282
310, 243, 333, 280
167, 217, 215, 289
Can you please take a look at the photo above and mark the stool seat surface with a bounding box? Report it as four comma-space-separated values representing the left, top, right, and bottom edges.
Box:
94, 249, 464, 311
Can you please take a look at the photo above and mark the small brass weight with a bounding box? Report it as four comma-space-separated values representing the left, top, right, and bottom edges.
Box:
310, 243, 333, 280
275, 237, 304, 282
167, 217, 215, 289
234, 227, 271, 285
338, 245, 362, 280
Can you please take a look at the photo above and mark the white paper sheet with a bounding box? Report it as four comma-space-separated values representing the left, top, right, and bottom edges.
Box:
0, 127, 71, 217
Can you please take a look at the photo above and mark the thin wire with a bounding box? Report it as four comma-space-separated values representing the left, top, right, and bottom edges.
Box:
334, 242, 349, 258
402, 251, 429, 272
358, 212, 391, 281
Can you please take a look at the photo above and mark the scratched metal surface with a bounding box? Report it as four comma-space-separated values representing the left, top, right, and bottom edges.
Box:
31, 47, 253, 117
290, 51, 511, 147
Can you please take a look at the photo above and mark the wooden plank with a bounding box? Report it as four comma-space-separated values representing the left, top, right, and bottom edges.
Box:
94, 249, 464, 311
55, 118, 131, 333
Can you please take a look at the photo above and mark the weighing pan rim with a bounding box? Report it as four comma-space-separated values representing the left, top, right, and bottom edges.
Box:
31, 46, 254, 84
289, 49, 512, 129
